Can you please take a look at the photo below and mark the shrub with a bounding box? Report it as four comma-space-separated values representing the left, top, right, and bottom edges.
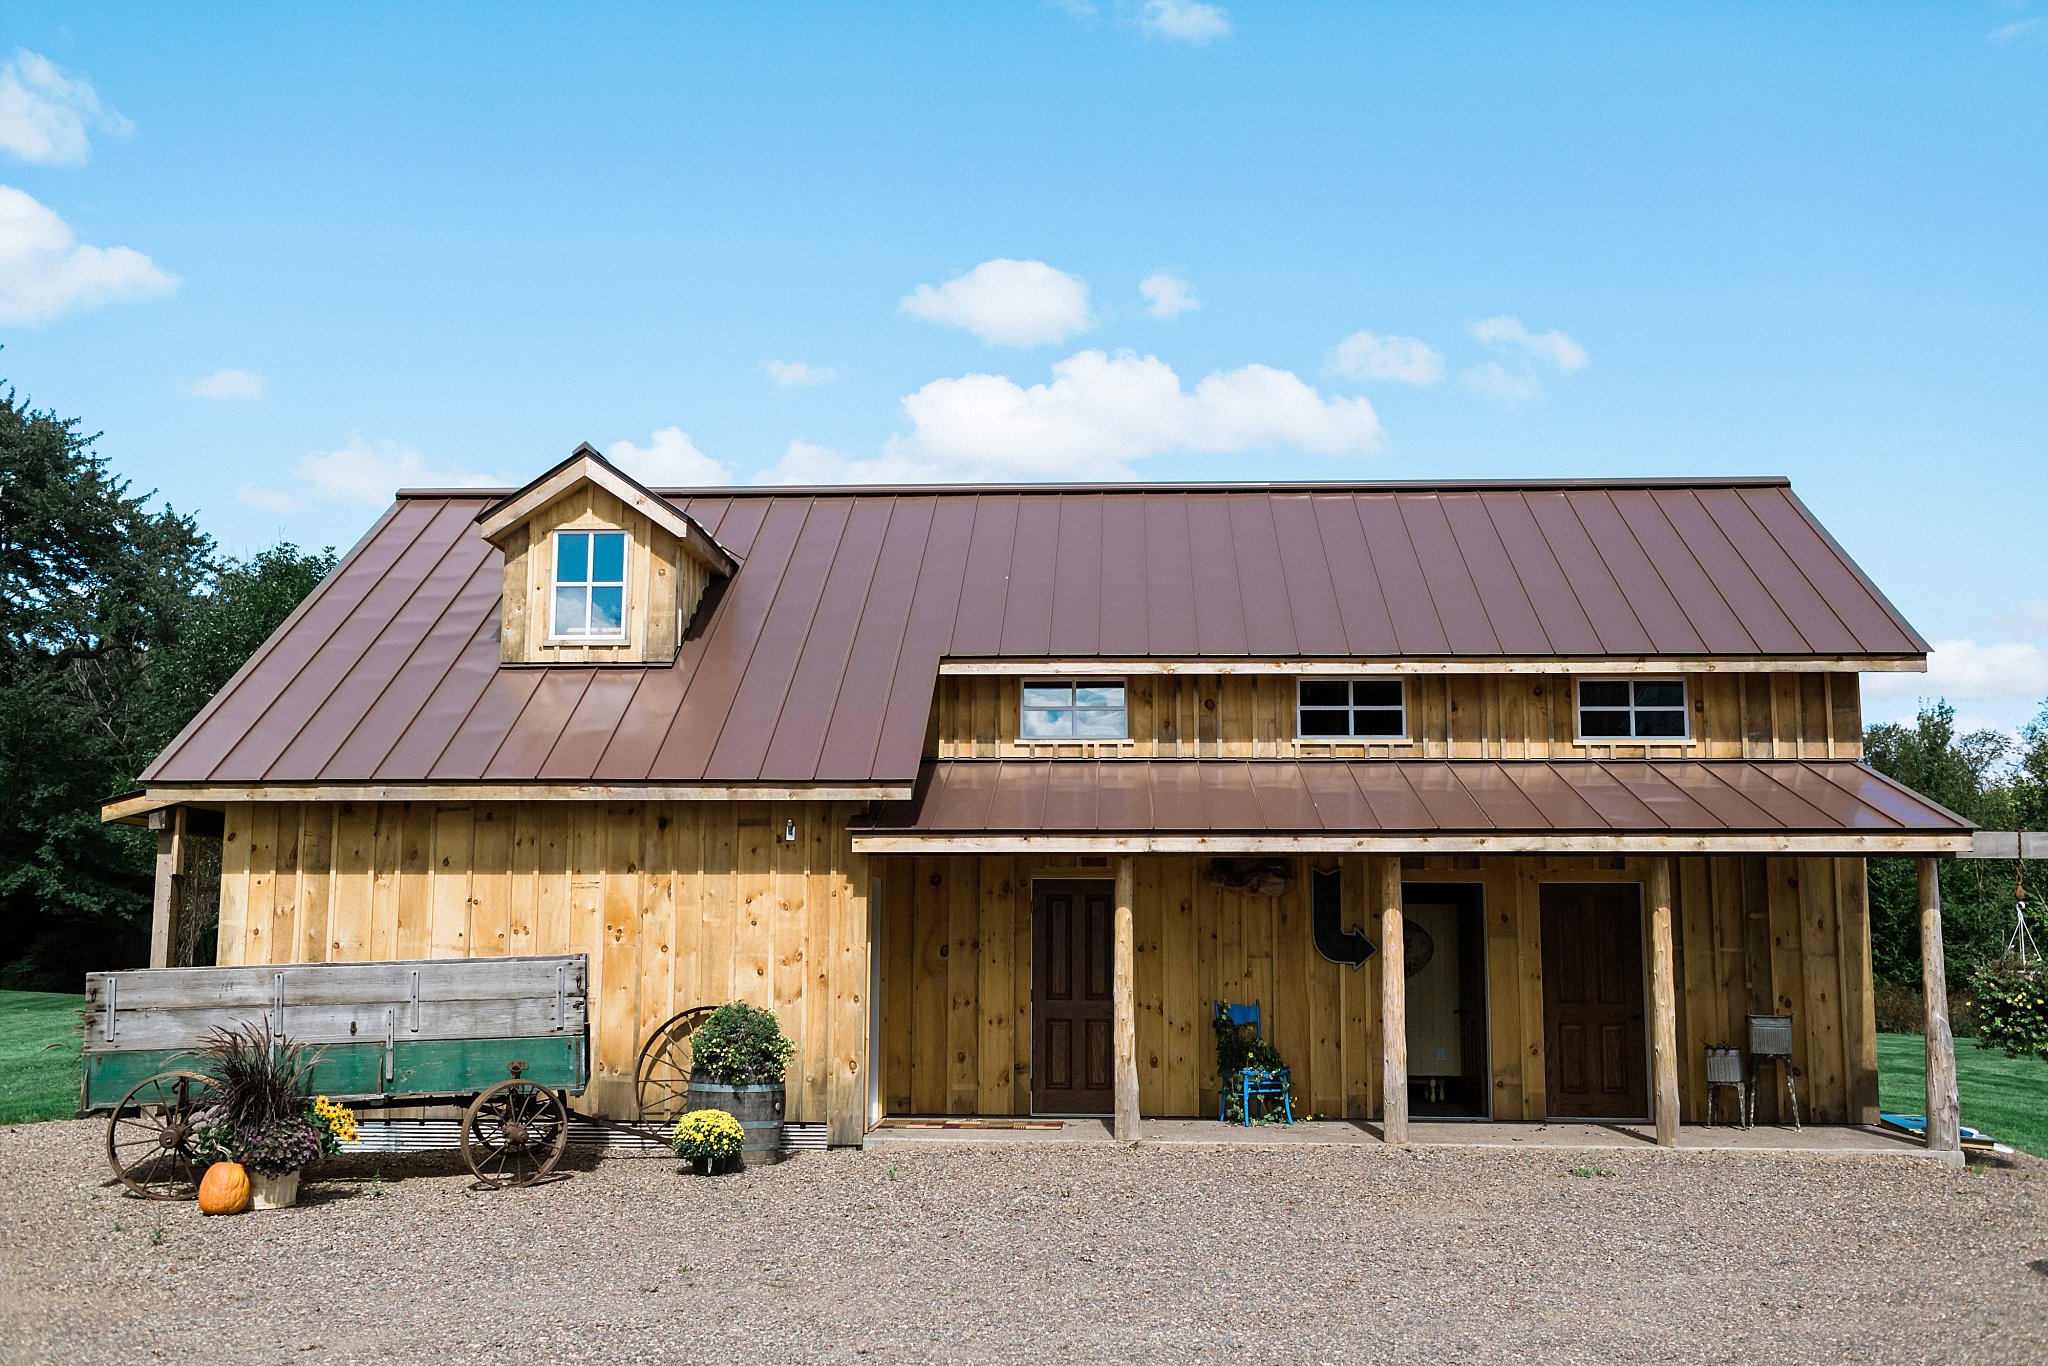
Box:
688, 1002, 796, 1085
1969, 959, 2048, 1061
672, 1108, 745, 1162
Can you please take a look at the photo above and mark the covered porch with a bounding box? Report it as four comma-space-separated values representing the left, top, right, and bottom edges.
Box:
854, 757, 1976, 1157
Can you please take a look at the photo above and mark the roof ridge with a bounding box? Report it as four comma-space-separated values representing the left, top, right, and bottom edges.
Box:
396, 475, 1796, 500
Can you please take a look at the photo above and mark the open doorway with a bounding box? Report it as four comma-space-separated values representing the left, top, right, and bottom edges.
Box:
1403, 883, 1489, 1119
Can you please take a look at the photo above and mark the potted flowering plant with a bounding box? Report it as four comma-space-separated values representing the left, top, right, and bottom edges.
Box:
684, 1002, 795, 1168
188, 1023, 356, 1209
671, 1108, 746, 1175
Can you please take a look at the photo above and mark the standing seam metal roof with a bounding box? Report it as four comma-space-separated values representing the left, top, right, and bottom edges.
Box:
142, 479, 1928, 787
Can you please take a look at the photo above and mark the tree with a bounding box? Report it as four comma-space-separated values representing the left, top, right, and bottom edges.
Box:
1864, 701, 2035, 992
133, 542, 336, 764
0, 385, 336, 989
0, 389, 212, 988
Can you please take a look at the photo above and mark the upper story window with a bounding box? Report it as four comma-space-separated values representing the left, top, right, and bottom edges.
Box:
1020, 680, 1127, 741
1298, 679, 1406, 739
1577, 677, 1688, 740
551, 529, 628, 640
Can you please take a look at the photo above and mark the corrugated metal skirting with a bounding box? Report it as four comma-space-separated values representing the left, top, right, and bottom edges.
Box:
339, 1118, 830, 1157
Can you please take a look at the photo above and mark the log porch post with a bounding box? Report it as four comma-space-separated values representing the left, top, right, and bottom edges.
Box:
148, 806, 188, 969
1919, 858, 1962, 1160
1112, 855, 1141, 1141
1377, 856, 1408, 1144
1648, 857, 1681, 1148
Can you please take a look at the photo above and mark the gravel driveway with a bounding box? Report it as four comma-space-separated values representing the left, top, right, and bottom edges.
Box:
2, 1118, 2043, 1364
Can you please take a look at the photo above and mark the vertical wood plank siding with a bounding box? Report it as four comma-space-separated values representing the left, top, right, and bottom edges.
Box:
875, 852, 1879, 1125
216, 800, 871, 1143
933, 672, 1860, 761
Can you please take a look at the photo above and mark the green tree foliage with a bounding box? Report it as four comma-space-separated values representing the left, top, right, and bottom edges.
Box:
1864, 700, 2047, 991
0, 387, 333, 989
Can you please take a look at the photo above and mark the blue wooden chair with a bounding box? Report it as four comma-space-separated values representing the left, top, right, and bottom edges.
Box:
1214, 1001, 1294, 1125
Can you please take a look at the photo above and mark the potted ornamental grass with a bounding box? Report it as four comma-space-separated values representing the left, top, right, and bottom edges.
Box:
684, 1002, 795, 1169
188, 1023, 357, 1210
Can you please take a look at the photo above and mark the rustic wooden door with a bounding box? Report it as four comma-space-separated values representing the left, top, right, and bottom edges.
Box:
1031, 880, 1115, 1115
1540, 885, 1650, 1120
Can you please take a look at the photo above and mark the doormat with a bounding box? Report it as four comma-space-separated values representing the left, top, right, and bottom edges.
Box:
876, 1118, 1067, 1130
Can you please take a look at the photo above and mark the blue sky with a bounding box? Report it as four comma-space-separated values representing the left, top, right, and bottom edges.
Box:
4, 2, 2045, 731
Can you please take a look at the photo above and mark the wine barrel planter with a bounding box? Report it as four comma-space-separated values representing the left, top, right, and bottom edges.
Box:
686, 1074, 784, 1168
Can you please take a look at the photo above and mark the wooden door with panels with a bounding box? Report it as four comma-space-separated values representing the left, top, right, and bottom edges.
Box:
1540, 884, 1651, 1120
1031, 880, 1116, 1116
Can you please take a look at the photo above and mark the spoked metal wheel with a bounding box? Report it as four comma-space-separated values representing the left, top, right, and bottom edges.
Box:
634, 1006, 715, 1123
106, 1070, 217, 1200
461, 1079, 568, 1189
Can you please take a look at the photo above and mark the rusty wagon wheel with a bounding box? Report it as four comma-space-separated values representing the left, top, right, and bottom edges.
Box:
461, 1078, 569, 1189
633, 1006, 717, 1123
106, 1070, 217, 1200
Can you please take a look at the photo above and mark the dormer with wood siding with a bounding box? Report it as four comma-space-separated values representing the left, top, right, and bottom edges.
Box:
476, 444, 736, 666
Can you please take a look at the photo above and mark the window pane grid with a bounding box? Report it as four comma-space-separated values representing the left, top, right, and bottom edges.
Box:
1576, 678, 1689, 740
1296, 679, 1406, 739
1020, 680, 1127, 740
552, 530, 629, 640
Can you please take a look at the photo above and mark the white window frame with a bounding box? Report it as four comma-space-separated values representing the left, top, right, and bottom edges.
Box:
548, 527, 630, 643
1019, 678, 1129, 743
1296, 677, 1409, 741
1573, 675, 1692, 743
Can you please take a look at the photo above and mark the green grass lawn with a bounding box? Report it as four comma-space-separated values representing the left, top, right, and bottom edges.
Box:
0, 991, 84, 1125
1877, 1031, 2048, 1158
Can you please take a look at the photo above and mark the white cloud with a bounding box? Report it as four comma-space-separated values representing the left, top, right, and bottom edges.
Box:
1139, 0, 1232, 44
900, 258, 1094, 347
1866, 638, 2048, 707
188, 368, 265, 402
1472, 315, 1589, 372
236, 438, 501, 513
0, 50, 130, 166
847, 348, 1381, 482
763, 359, 841, 388
0, 185, 175, 325
1461, 360, 1543, 401
606, 427, 736, 486
1332, 330, 1444, 385
1139, 271, 1199, 319
1988, 17, 2047, 44
234, 484, 303, 515
1462, 315, 1588, 400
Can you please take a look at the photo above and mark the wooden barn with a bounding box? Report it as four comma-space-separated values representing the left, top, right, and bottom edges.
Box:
108, 448, 1975, 1151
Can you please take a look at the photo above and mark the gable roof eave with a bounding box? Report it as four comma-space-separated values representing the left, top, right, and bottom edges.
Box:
474, 443, 738, 575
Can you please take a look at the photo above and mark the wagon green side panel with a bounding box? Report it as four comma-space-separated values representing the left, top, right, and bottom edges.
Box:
83, 1035, 588, 1111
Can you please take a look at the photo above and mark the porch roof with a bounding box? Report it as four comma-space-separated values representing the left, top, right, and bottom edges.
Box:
849, 758, 1975, 855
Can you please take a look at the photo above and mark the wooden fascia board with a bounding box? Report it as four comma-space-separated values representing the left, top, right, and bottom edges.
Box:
849, 831, 1973, 856
108, 783, 911, 819
476, 454, 736, 575
937, 656, 1927, 676
1961, 831, 2048, 859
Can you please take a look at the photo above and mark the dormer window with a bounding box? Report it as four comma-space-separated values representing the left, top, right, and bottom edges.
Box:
551, 529, 628, 640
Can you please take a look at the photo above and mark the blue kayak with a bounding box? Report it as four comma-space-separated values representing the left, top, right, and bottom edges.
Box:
1879, 1112, 1997, 1150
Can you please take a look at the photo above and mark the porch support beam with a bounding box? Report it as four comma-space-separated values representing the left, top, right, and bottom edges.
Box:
148, 806, 187, 970
1919, 858, 1962, 1161
1376, 856, 1407, 1144
1112, 855, 1140, 1142
1648, 857, 1681, 1148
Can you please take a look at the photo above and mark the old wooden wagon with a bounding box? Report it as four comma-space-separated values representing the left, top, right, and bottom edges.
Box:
83, 954, 589, 1195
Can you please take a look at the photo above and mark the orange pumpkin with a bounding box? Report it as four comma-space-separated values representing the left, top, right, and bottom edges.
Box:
198, 1161, 251, 1216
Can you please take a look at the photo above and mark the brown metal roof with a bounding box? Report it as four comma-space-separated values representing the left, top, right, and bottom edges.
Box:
854, 760, 1974, 842
143, 480, 1928, 787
